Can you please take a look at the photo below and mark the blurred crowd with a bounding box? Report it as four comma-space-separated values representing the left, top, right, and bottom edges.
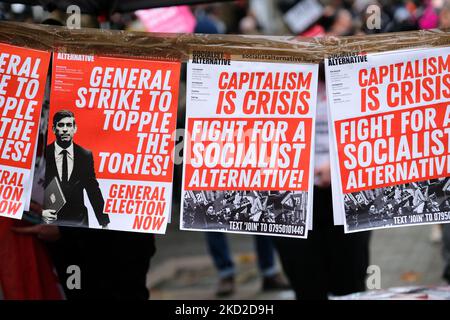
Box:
0, 0, 449, 35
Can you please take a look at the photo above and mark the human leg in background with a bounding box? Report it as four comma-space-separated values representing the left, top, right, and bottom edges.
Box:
328, 227, 371, 297
254, 235, 290, 291
273, 187, 371, 300
274, 234, 328, 299
205, 232, 235, 297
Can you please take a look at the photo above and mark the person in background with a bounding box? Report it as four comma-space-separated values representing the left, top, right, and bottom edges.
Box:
273, 69, 371, 300
0, 216, 63, 299
440, 0, 450, 28
0, 28, 62, 299
193, 7, 290, 298
205, 232, 290, 297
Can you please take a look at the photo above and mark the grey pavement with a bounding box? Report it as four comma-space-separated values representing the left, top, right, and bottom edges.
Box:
147, 206, 447, 299
370, 225, 445, 289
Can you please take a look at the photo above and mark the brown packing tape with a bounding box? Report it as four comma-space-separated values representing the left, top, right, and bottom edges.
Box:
321, 29, 450, 58
0, 21, 449, 63
0, 22, 54, 52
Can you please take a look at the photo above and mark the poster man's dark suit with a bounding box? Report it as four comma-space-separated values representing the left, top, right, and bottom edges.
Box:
45, 142, 155, 299
45, 142, 109, 227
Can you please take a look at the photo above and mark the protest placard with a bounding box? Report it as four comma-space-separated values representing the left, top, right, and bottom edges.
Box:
326, 47, 450, 232
0, 43, 50, 219
45, 52, 180, 233
181, 52, 318, 238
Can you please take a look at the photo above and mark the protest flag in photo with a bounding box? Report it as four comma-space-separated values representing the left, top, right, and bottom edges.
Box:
181, 52, 318, 238
0, 43, 50, 219
326, 47, 450, 232
45, 52, 180, 233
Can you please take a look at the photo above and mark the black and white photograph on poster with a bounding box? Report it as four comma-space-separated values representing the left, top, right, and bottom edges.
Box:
181, 57, 318, 239
182, 190, 308, 237
345, 178, 450, 232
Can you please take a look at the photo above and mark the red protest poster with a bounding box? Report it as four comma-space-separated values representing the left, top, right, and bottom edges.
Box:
181, 53, 318, 238
0, 43, 50, 219
326, 47, 450, 232
45, 52, 180, 234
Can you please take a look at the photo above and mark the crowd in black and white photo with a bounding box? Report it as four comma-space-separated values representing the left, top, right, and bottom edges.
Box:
345, 178, 450, 231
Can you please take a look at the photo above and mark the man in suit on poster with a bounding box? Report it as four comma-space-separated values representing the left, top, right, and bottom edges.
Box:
43, 110, 109, 228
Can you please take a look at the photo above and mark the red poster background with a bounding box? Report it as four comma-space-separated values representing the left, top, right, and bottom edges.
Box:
184, 117, 312, 191
335, 102, 450, 193
0, 43, 50, 169
48, 53, 180, 183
